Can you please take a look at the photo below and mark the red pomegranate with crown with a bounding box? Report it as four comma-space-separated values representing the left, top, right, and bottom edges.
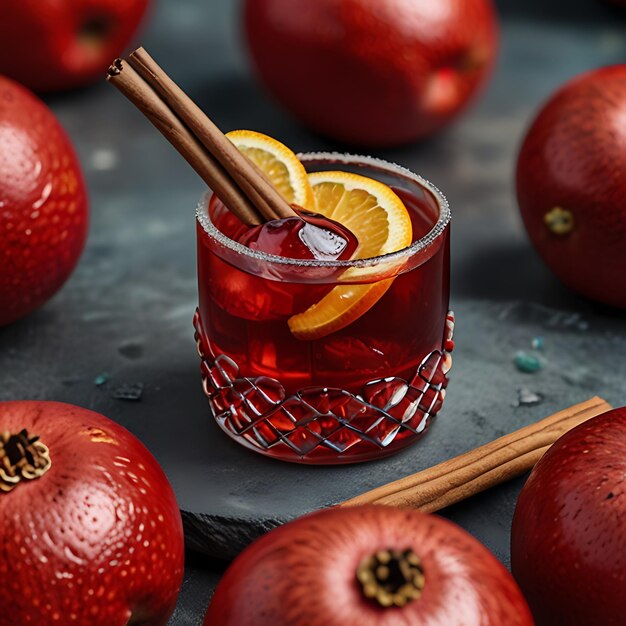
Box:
0, 401, 185, 626
205, 506, 534, 625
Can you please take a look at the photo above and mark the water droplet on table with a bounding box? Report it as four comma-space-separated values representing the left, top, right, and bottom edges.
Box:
515, 388, 543, 407
118, 341, 144, 359
561, 366, 600, 389
112, 382, 144, 401
91, 148, 118, 171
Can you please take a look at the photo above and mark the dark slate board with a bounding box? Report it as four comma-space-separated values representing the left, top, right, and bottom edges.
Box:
168, 552, 222, 626
177, 298, 626, 560
2, 0, 626, 622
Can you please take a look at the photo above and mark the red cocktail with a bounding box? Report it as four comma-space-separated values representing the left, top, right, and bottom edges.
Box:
195, 153, 452, 464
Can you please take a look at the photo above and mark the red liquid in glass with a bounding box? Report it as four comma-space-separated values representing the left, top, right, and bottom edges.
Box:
196, 186, 450, 463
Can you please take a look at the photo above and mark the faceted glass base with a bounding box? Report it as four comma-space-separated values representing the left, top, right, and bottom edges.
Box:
194, 311, 455, 465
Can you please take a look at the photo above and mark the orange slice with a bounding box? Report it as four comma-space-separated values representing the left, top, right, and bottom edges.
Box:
226, 130, 315, 210
288, 171, 413, 340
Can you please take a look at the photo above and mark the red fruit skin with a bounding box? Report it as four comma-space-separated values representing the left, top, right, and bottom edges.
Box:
511, 408, 626, 626
0, 401, 185, 626
205, 506, 534, 626
244, 0, 499, 147
516, 65, 626, 308
0, 0, 149, 92
0, 76, 88, 326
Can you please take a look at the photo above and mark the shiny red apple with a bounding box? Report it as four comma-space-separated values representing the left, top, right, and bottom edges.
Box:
0, 401, 185, 626
0, 0, 149, 91
511, 407, 626, 626
205, 505, 534, 626
0, 76, 88, 326
516, 65, 626, 308
244, 0, 499, 147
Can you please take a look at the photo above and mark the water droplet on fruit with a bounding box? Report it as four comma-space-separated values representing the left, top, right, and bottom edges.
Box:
32, 181, 51, 210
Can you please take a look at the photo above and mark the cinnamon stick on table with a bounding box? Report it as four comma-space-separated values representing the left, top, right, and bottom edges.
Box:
342, 396, 611, 510
106, 48, 297, 224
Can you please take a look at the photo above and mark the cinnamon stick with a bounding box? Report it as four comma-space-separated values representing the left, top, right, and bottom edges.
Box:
341, 396, 611, 510
107, 59, 263, 226
128, 47, 296, 221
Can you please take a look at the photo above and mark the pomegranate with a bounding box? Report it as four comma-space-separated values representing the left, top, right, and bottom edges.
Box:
511, 407, 626, 626
244, 0, 499, 147
0, 76, 89, 326
0, 401, 184, 626
0, 0, 149, 92
205, 505, 534, 625
516, 65, 626, 308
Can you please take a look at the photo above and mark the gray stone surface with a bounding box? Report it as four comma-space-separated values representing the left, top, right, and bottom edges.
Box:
1, 0, 626, 623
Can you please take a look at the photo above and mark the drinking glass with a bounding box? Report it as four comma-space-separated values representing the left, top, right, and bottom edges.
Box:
195, 153, 453, 464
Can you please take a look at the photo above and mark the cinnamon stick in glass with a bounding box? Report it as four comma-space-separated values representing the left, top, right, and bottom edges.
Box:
128, 47, 296, 221
341, 396, 611, 510
107, 58, 263, 226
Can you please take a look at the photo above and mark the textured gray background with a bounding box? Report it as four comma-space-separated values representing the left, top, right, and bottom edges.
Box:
1, 0, 626, 623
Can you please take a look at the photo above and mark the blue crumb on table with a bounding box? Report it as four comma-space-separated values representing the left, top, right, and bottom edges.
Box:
531, 336, 545, 350
93, 373, 110, 386
513, 351, 543, 374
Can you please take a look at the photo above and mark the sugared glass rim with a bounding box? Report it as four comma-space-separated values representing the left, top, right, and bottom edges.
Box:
196, 152, 451, 268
